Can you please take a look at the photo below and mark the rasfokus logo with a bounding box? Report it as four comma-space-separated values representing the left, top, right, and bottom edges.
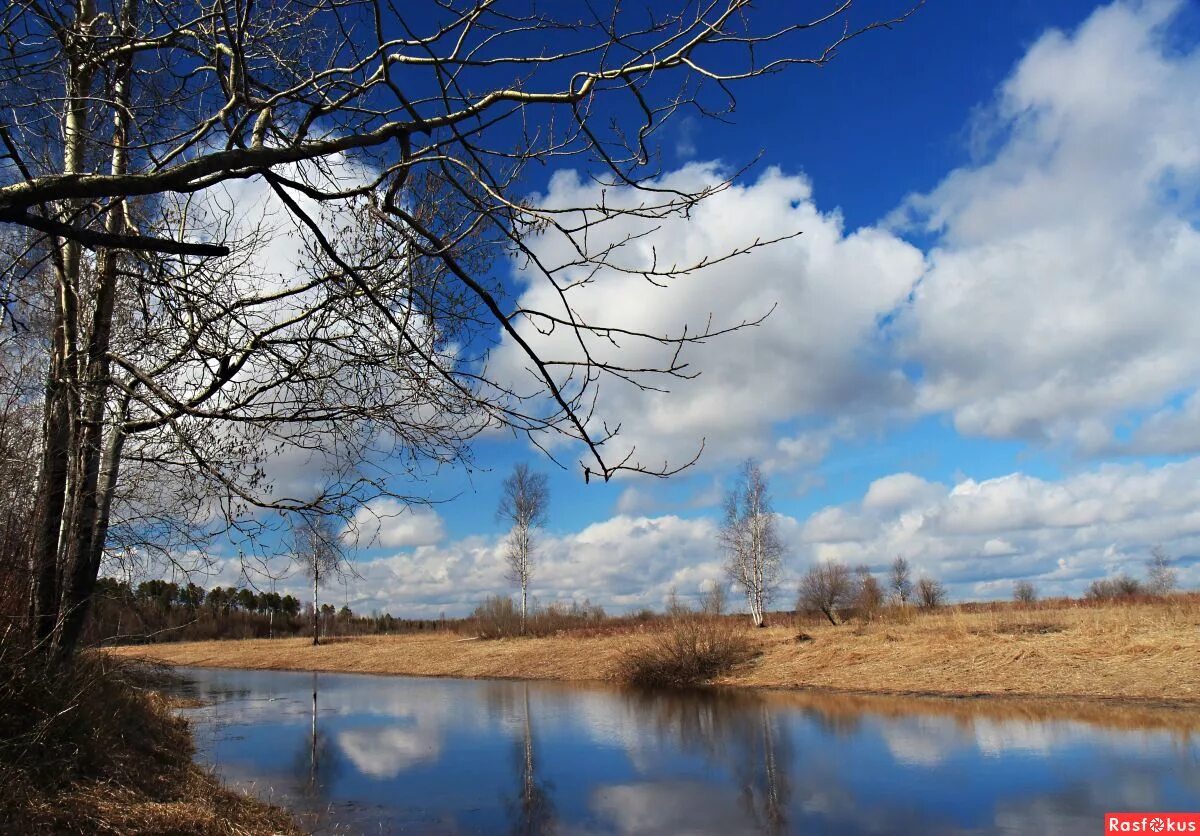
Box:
1106, 813, 1200, 833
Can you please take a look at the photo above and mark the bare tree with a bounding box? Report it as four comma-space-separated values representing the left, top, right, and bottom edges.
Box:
664, 585, 691, 618
497, 464, 548, 634
1013, 580, 1037, 604
0, 0, 919, 658
889, 556, 913, 606
854, 565, 884, 621
797, 563, 853, 626
293, 516, 346, 646
1146, 546, 1178, 597
720, 460, 784, 628
700, 581, 728, 617
915, 577, 946, 610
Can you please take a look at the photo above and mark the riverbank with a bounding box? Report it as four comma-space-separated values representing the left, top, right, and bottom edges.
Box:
112, 599, 1200, 706
0, 650, 298, 835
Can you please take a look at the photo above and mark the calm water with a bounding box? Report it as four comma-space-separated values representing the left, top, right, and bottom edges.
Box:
172, 667, 1200, 835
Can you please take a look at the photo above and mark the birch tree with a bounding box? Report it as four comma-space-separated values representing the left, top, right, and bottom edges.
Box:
0, 0, 918, 659
889, 556, 913, 605
1146, 546, 1177, 597
497, 463, 548, 634
720, 460, 783, 628
293, 515, 346, 646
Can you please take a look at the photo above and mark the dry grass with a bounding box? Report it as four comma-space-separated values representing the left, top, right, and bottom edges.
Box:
0, 643, 297, 835
111, 629, 638, 682
730, 597, 1200, 704
113, 598, 1200, 705
26, 765, 300, 835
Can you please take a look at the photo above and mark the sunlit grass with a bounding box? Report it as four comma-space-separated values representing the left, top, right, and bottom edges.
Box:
112, 595, 1200, 704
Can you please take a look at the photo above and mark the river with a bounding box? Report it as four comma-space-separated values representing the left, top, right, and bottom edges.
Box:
171, 666, 1200, 834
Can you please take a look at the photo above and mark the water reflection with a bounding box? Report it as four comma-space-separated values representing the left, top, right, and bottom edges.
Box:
292, 673, 341, 802
504, 683, 556, 835
174, 668, 1200, 835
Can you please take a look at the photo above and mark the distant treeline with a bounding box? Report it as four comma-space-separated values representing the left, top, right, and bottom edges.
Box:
68, 549, 1189, 647
84, 579, 447, 645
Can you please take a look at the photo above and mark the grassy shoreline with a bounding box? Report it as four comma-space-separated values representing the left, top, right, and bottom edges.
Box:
0, 651, 298, 835
112, 599, 1200, 708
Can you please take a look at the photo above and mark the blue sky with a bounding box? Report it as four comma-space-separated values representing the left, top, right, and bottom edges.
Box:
193, 0, 1200, 616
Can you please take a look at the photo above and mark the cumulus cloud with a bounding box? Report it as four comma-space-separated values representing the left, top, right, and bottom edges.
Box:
862, 473, 943, 511
493, 163, 924, 473
345, 499, 446, 549
893, 0, 1200, 448
205, 513, 729, 618
799, 458, 1200, 599
487, 1, 1200, 473
189, 455, 1197, 615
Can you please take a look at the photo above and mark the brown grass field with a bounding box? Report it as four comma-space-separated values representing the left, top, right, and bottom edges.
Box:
112, 597, 1200, 707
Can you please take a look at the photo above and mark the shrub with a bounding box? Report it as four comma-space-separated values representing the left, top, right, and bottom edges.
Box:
1085, 575, 1142, 601
615, 616, 756, 688
797, 563, 854, 625
0, 639, 185, 799
854, 566, 885, 621
916, 577, 947, 609
1013, 580, 1038, 604
469, 595, 613, 638
472, 595, 522, 638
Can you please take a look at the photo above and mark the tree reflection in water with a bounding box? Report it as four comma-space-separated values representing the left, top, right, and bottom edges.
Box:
505, 683, 557, 835
625, 688, 792, 833
292, 672, 341, 805
172, 667, 1200, 835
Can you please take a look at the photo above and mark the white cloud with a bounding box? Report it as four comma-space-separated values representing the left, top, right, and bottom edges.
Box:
494, 163, 924, 473
186, 456, 1198, 615
205, 512, 731, 618
612, 478, 724, 517
797, 457, 1200, 599
345, 499, 446, 549
893, 0, 1200, 449
862, 473, 942, 511
485, 2, 1200, 473
1126, 390, 1200, 455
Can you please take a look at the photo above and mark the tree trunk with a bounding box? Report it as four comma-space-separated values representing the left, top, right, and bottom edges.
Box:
28, 26, 91, 646
29, 378, 70, 645
748, 589, 764, 628
30, 0, 133, 660
312, 567, 320, 646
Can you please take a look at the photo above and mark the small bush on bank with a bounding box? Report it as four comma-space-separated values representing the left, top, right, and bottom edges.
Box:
615, 616, 756, 688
